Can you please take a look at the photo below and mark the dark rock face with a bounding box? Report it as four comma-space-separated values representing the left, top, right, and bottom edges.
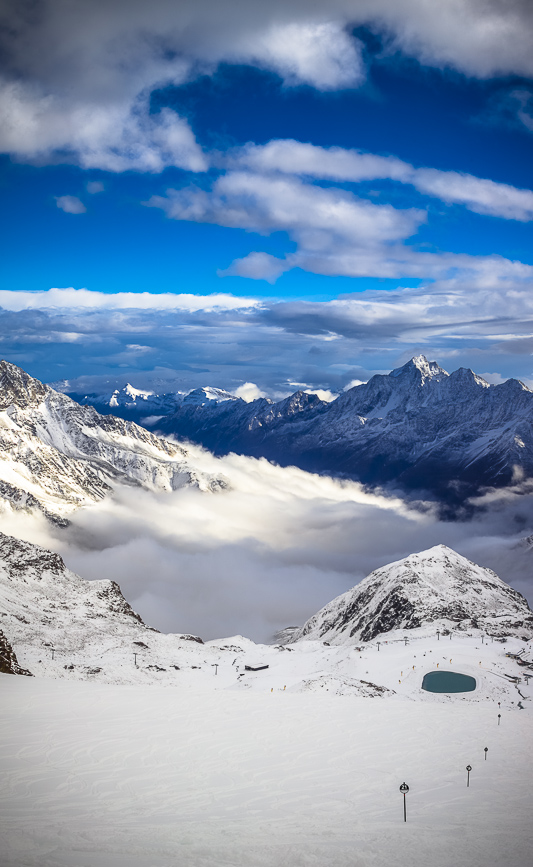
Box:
0, 628, 32, 675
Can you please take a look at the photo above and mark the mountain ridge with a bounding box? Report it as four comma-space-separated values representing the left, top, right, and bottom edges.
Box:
0, 359, 229, 522
56, 355, 533, 506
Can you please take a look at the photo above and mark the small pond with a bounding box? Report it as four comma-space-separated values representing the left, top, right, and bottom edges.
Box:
422, 671, 477, 693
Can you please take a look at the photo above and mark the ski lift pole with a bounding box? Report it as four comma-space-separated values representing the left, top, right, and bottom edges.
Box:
399, 782, 409, 822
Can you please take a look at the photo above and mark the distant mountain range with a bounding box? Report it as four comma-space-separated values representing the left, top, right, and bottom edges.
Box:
59, 355, 533, 507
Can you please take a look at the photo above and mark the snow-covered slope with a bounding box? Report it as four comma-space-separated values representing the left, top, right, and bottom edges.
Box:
0, 360, 227, 521
1, 532, 531, 710
0, 531, 394, 694
291, 544, 533, 644
125, 356, 533, 505
0, 531, 211, 684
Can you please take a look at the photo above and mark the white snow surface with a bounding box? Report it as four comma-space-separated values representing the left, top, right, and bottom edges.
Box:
1, 532, 533, 864
1, 670, 532, 867
292, 544, 533, 644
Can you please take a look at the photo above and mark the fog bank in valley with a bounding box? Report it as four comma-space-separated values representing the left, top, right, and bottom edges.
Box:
3, 445, 533, 643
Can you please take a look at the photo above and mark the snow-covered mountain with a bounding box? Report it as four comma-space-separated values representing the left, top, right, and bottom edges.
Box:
57, 381, 238, 424
290, 544, 533, 644
82, 355, 531, 506
1, 532, 531, 705
0, 360, 228, 522
0, 531, 213, 684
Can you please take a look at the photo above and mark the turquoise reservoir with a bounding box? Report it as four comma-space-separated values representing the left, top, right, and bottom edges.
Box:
422, 671, 477, 693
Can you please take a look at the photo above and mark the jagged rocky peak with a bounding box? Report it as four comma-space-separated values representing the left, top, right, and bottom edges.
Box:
289, 545, 533, 645
390, 355, 449, 385
0, 359, 48, 409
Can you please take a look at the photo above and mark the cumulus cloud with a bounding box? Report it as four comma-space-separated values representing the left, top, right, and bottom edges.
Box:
0, 86, 207, 172
6, 445, 533, 642
240, 20, 365, 90
233, 382, 268, 402
55, 195, 86, 214
87, 181, 104, 194
2, 1, 533, 170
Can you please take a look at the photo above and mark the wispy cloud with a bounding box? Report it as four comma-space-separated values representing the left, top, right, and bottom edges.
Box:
234, 139, 533, 222
147, 166, 533, 283
87, 181, 104, 194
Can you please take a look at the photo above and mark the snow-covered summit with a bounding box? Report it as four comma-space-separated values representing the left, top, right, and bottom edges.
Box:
0, 360, 228, 521
182, 386, 238, 406
289, 545, 533, 644
390, 355, 449, 384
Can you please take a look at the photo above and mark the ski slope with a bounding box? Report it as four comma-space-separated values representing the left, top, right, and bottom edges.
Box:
1, 674, 531, 867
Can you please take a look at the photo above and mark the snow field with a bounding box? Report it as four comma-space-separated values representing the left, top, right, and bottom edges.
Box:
0, 674, 531, 867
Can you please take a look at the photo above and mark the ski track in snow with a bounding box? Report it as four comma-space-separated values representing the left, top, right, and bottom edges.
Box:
0, 674, 532, 867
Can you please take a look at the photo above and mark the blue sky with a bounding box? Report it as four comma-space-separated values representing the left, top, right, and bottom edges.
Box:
1, 1, 533, 395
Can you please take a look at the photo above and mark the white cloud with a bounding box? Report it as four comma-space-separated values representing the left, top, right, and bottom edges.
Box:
148, 171, 426, 282
2, 1, 533, 171
412, 168, 533, 221
6, 444, 533, 642
87, 181, 104, 193
235, 139, 533, 222
233, 382, 268, 402
55, 195, 86, 214
233, 139, 411, 182
240, 20, 365, 90
0, 85, 207, 173
148, 168, 533, 283
304, 388, 337, 402
0, 287, 260, 312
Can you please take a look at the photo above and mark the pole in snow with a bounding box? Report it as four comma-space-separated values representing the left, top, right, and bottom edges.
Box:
399, 782, 409, 822
498, 714, 501, 726
466, 765, 472, 787
51, 649, 55, 660
212, 664, 218, 675
437, 630, 440, 641
377, 642, 381, 652
134, 653, 137, 666
484, 748, 488, 761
